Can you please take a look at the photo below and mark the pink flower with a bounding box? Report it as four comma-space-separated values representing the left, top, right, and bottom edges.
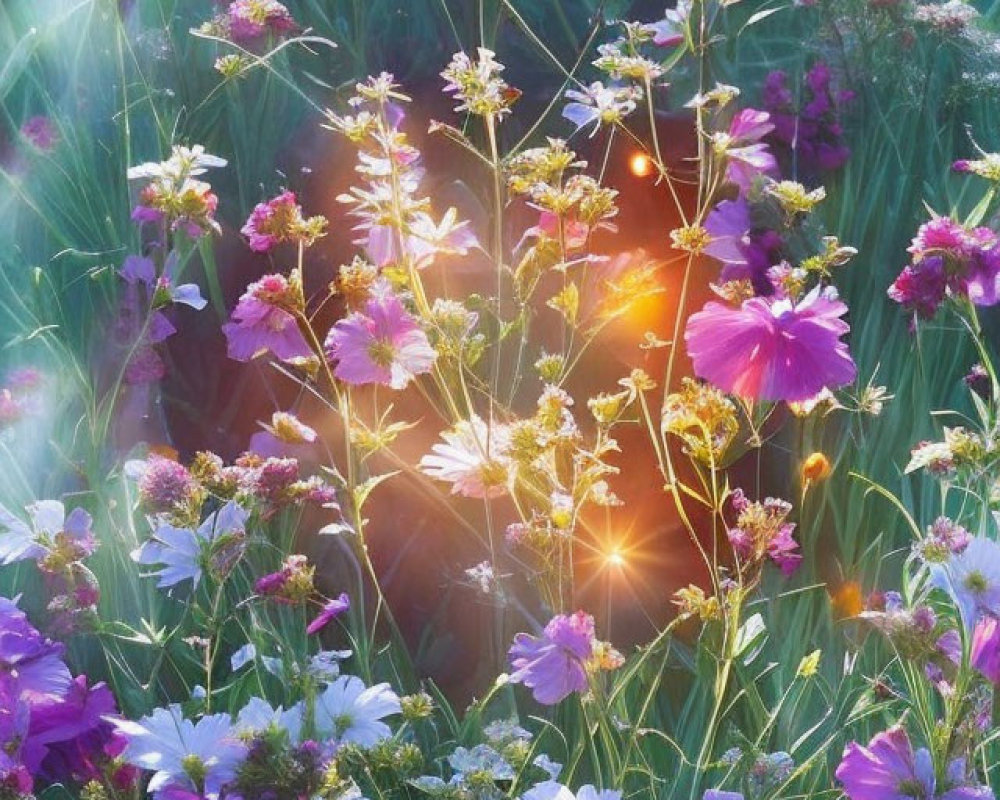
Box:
222, 274, 311, 362
307, 593, 350, 635
240, 191, 326, 253
684, 287, 857, 403
227, 0, 296, 42
324, 288, 436, 390
20, 116, 57, 152
720, 109, 777, 191
972, 616, 1000, 684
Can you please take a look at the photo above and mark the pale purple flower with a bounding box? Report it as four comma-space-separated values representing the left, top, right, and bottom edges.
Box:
0, 500, 95, 566
836, 726, 993, 800
522, 782, 621, 800
684, 286, 857, 403
0, 597, 71, 701
324, 288, 436, 390
509, 611, 594, 705
115, 705, 247, 799
234, 697, 304, 743
314, 675, 401, 747
930, 537, 1000, 631
132, 502, 249, 589
563, 82, 639, 136
249, 411, 317, 458
222, 274, 311, 362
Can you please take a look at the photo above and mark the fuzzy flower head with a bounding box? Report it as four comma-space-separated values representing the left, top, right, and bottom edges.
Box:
509, 611, 595, 705
133, 502, 249, 590
314, 675, 401, 748
726, 490, 801, 576
222, 273, 311, 362
662, 378, 740, 465
241, 191, 327, 253
115, 705, 247, 799
227, 0, 296, 42
441, 48, 515, 118
254, 554, 315, 605
129, 455, 199, 518
419, 417, 514, 498
325, 287, 436, 390
685, 286, 857, 404
563, 82, 641, 136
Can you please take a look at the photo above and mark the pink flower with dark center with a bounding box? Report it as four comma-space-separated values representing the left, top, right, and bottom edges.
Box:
222, 274, 311, 362
324, 288, 436, 390
684, 287, 857, 403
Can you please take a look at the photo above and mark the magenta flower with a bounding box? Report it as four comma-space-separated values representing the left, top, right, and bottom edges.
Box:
836, 726, 993, 800
240, 191, 325, 253
228, 0, 297, 42
223, 274, 311, 362
0, 597, 71, 701
21, 116, 58, 152
704, 199, 783, 295
972, 616, 1000, 684
324, 287, 436, 390
509, 611, 595, 705
684, 287, 857, 403
307, 593, 350, 635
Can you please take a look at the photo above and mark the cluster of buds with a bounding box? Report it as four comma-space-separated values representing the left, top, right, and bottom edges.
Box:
906, 426, 994, 479
593, 23, 666, 83
860, 591, 949, 661
914, 517, 972, 563
726, 490, 802, 577
328, 73, 477, 276
255, 554, 315, 604
441, 48, 517, 119
199, 1, 297, 45
662, 378, 740, 466
127, 145, 226, 238
241, 191, 327, 253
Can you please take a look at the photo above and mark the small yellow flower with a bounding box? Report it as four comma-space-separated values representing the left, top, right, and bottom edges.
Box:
797, 649, 822, 678
662, 378, 739, 465
670, 224, 712, 254
673, 584, 721, 621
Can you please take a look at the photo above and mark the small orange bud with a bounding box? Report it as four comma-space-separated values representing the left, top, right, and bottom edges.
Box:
148, 444, 180, 462
830, 580, 864, 619
802, 452, 832, 483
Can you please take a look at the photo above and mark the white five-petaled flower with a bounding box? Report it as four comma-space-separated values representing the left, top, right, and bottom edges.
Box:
127, 145, 227, 182
419, 416, 514, 499
314, 675, 401, 747
114, 705, 247, 799
132, 501, 249, 589
521, 782, 622, 800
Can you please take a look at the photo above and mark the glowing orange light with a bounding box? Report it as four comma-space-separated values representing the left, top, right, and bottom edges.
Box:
629, 151, 653, 178
606, 549, 626, 568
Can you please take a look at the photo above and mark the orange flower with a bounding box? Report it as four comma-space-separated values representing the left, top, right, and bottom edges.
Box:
802, 452, 832, 483
830, 580, 864, 619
